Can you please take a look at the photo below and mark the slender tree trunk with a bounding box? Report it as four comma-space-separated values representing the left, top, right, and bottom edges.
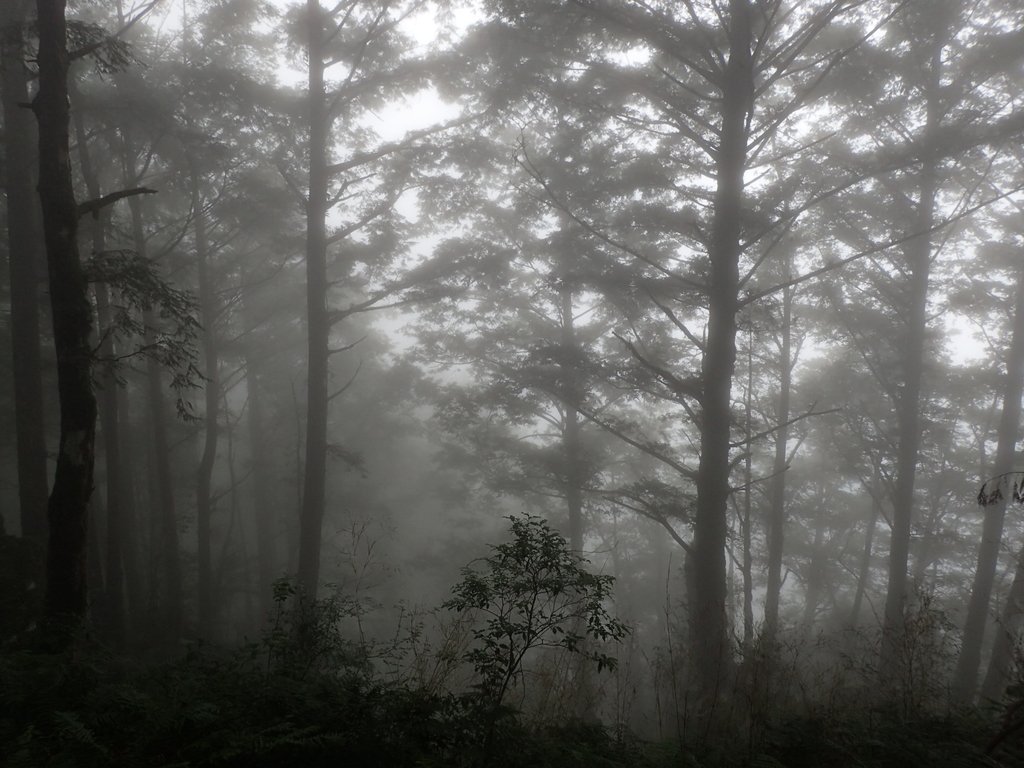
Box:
849, 495, 879, 628
298, 0, 330, 599
558, 274, 584, 554
193, 170, 219, 640
244, 292, 277, 619
71, 91, 126, 646
35, 0, 97, 639
2, 0, 49, 543
123, 174, 183, 639
954, 261, 1024, 703
740, 335, 754, 652
763, 272, 793, 647
801, 500, 827, 640
690, 0, 752, 708
116, 384, 143, 634
879, 30, 942, 678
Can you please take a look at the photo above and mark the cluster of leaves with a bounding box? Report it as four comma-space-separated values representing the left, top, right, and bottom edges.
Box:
85, 248, 203, 418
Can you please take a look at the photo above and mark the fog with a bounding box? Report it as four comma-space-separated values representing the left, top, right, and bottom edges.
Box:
4, 0, 1024, 765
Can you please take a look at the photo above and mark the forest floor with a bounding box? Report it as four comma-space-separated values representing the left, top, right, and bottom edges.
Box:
1, 639, 1020, 768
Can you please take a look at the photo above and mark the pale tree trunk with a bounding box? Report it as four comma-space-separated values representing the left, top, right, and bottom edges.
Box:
298, 0, 331, 599
953, 259, 1024, 703
690, 0, 752, 709
35, 0, 97, 640
2, 0, 49, 543
192, 169, 219, 640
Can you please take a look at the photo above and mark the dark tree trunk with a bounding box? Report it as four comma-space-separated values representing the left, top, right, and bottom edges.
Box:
34, 0, 97, 639
193, 171, 219, 640
244, 291, 277, 620
2, 0, 49, 543
879, 29, 942, 678
763, 272, 793, 647
71, 91, 126, 646
298, 0, 330, 599
849, 494, 879, 628
740, 338, 754, 652
558, 273, 584, 554
123, 179, 183, 639
690, 0, 752, 708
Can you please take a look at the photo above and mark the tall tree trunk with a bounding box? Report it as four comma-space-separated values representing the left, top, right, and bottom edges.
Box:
193, 170, 219, 640
116, 384, 143, 635
740, 335, 754, 652
2, 0, 50, 543
35, 0, 97, 639
953, 261, 1024, 703
122, 172, 183, 639
879, 29, 942, 680
244, 291, 277, 620
298, 0, 330, 598
690, 0, 752, 709
71, 90, 126, 646
849, 493, 879, 627
763, 271, 793, 647
558, 271, 584, 553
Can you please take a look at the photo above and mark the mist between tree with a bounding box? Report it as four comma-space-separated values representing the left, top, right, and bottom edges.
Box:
6, 0, 1024, 766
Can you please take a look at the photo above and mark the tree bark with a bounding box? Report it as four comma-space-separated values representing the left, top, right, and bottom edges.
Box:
558, 269, 584, 554
34, 0, 97, 639
298, 0, 330, 598
122, 174, 183, 639
763, 271, 793, 647
192, 170, 219, 640
849, 494, 879, 628
71, 87, 126, 646
2, 0, 50, 543
879, 29, 943, 681
244, 289, 277, 620
690, 0, 752, 709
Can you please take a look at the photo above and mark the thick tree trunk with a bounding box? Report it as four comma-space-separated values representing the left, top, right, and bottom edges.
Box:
35, 0, 97, 639
879, 31, 942, 678
2, 0, 50, 543
193, 172, 219, 640
298, 0, 330, 598
953, 261, 1024, 703
763, 274, 793, 647
690, 0, 752, 709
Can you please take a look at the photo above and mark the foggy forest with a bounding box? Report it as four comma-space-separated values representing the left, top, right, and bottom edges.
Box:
5, 0, 1024, 765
